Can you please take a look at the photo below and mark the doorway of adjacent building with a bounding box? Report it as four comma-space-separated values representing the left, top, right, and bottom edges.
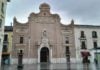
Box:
40, 47, 49, 62
1, 54, 10, 65
95, 53, 100, 63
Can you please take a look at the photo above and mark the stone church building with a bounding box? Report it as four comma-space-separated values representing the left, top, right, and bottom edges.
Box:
12, 3, 76, 64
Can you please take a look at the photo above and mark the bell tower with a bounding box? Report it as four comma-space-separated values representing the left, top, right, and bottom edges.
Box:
39, 3, 51, 16
39, 3, 50, 12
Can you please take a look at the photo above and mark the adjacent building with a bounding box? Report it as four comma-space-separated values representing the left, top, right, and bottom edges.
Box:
1, 26, 13, 65
74, 25, 100, 63
0, 0, 10, 65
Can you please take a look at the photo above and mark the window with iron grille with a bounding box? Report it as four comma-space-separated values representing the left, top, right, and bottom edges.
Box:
93, 41, 97, 49
0, 19, 2, 28
81, 41, 87, 49
65, 37, 69, 44
20, 36, 24, 44
4, 34, 8, 41
1, 2, 4, 13
92, 31, 97, 38
2, 45, 8, 52
80, 31, 85, 38
66, 46, 70, 54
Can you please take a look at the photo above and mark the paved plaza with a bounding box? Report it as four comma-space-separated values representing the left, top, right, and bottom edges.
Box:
0, 63, 100, 70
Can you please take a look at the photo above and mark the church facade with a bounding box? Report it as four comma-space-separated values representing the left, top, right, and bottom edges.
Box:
12, 3, 76, 64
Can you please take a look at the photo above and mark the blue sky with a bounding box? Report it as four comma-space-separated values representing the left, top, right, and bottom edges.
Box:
5, 0, 100, 26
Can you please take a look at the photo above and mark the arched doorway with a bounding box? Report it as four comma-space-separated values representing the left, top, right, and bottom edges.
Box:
40, 47, 49, 62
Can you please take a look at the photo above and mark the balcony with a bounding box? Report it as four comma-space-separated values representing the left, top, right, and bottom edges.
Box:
2, 52, 10, 55
3, 41, 9, 44
79, 35, 86, 40
92, 36, 97, 38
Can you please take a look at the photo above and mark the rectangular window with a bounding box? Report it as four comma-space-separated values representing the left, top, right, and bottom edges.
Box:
2, 45, 8, 52
65, 37, 69, 44
1, 2, 4, 13
66, 46, 70, 55
80, 31, 85, 38
20, 37, 24, 44
93, 41, 97, 49
92, 31, 97, 38
4, 34, 8, 41
81, 41, 87, 49
65, 40, 69, 44
0, 19, 2, 28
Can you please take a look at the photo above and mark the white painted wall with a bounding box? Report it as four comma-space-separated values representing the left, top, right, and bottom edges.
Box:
0, 0, 9, 66
74, 26, 100, 63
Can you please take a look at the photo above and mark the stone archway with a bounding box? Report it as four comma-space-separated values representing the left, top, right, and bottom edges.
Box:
40, 47, 49, 62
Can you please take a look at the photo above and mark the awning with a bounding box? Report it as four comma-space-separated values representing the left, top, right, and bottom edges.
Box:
81, 51, 91, 57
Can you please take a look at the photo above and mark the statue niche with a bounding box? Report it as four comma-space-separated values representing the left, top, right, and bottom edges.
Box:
41, 30, 49, 44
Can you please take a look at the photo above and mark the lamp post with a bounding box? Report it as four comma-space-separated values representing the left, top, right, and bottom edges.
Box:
95, 47, 98, 64
28, 37, 31, 64
17, 50, 23, 68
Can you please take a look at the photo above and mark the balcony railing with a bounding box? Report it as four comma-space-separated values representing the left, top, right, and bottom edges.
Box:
79, 36, 86, 40
2, 49, 8, 53
92, 36, 98, 38
81, 46, 87, 49
3, 41, 9, 43
2, 52, 10, 55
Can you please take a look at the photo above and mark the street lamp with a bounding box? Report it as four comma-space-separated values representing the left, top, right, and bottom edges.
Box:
28, 37, 31, 64
94, 47, 98, 64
